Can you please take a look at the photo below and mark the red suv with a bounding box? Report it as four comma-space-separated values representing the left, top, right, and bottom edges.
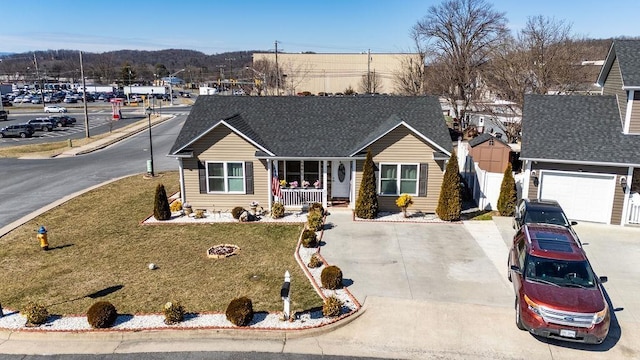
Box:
508, 223, 610, 344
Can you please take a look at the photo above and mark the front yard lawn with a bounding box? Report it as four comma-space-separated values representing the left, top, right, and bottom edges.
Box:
0, 172, 323, 316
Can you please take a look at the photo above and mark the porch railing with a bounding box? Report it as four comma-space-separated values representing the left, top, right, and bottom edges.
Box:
279, 188, 323, 207
628, 195, 640, 224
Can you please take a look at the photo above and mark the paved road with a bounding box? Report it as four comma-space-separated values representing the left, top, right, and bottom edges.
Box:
0, 113, 185, 231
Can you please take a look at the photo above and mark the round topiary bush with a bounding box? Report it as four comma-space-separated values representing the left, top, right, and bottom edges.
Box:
22, 301, 48, 326
322, 295, 343, 317
231, 206, 245, 220
163, 301, 185, 325
271, 202, 285, 219
225, 296, 254, 326
309, 202, 324, 216
87, 301, 117, 329
308, 253, 324, 268
301, 229, 318, 248
307, 209, 323, 231
321, 265, 343, 290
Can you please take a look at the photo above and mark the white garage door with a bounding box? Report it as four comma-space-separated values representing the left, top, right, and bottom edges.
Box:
538, 171, 616, 223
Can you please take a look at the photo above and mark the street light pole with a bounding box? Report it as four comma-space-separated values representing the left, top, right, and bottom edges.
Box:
145, 106, 154, 177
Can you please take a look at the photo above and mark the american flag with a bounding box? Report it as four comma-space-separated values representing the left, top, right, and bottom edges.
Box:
272, 160, 282, 199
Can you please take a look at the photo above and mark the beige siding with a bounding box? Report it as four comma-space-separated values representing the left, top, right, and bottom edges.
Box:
602, 57, 626, 120
630, 99, 640, 133
253, 53, 421, 95
528, 163, 627, 224
183, 125, 269, 211
353, 126, 448, 213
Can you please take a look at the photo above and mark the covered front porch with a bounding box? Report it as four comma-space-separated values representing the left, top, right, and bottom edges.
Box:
266, 158, 355, 210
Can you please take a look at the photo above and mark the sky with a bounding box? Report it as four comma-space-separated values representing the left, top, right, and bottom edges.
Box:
1, 0, 639, 55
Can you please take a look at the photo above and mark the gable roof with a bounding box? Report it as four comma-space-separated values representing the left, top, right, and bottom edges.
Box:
520, 94, 640, 166
170, 96, 453, 158
597, 40, 640, 88
468, 133, 509, 148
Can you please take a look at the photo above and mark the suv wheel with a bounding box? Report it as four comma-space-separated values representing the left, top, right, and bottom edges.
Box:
57, 122, 63, 128
515, 298, 526, 330
46, 126, 52, 132
0, 133, 5, 138
19, 132, 27, 138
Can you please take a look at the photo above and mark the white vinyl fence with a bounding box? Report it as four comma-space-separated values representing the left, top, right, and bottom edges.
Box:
628, 192, 640, 224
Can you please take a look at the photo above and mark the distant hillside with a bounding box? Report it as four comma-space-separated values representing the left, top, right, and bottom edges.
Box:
0, 49, 266, 86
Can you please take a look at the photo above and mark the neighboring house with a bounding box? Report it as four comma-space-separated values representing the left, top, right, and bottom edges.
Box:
464, 113, 507, 140
520, 39, 640, 225
168, 96, 453, 214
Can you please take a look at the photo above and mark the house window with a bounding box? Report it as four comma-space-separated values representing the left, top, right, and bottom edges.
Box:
280, 161, 321, 186
285, 161, 301, 184
379, 163, 418, 195
206, 161, 245, 193
304, 161, 320, 184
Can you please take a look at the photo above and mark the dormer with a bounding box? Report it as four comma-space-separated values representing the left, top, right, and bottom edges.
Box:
597, 40, 640, 135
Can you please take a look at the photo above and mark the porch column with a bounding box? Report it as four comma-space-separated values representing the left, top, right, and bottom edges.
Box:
322, 160, 328, 209
267, 159, 273, 211
178, 158, 186, 203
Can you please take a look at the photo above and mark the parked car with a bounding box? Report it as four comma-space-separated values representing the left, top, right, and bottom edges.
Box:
513, 199, 577, 232
0, 110, 8, 121
507, 223, 610, 344
0, 123, 35, 138
44, 105, 67, 113
26, 118, 54, 132
48, 115, 76, 127
63, 97, 77, 104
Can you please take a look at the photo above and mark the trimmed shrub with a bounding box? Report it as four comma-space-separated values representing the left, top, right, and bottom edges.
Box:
225, 296, 254, 326
308, 253, 324, 268
231, 206, 245, 220
163, 301, 185, 325
307, 210, 324, 231
322, 295, 343, 317
271, 202, 285, 219
169, 200, 182, 212
436, 151, 462, 221
87, 301, 117, 329
321, 265, 343, 290
301, 229, 318, 248
309, 202, 324, 216
355, 149, 379, 219
22, 301, 48, 326
497, 163, 517, 216
153, 184, 171, 221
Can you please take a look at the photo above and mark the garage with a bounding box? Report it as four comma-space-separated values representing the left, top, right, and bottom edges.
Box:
538, 171, 616, 223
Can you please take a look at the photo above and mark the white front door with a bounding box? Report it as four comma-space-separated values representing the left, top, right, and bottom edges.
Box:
331, 160, 350, 198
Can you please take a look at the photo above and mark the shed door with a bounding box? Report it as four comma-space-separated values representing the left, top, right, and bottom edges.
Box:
538, 171, 615, 223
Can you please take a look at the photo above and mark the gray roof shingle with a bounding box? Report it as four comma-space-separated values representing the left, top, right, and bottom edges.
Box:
521, 94, 640, 165
615, 40, 640, 87
170, 96, 452, 158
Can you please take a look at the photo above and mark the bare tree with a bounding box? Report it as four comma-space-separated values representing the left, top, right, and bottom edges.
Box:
359, 70, 383, 94
394, 36, 427, 95
413, 0, 509, 119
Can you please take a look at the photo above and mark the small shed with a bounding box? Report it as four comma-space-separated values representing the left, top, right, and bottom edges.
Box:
468, 133, 511, 173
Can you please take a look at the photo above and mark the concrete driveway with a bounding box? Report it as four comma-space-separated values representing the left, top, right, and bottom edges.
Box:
314, 211, 640, 359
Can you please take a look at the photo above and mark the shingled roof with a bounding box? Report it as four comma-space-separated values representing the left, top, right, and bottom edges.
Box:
597, 40, 640, 88
169, 96, 452, 158
520, 94, 640, 165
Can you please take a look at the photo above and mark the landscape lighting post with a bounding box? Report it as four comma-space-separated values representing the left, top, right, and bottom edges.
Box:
145, 106, 154, 176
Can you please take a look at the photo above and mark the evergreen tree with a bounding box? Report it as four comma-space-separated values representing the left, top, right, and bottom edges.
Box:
355, 149, 379, 219
497, 163, 517, 216
436, 151, 462, 221
154, 183, 171, 221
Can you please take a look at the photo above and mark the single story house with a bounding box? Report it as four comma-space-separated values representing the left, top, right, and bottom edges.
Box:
520, 39, 640, 225
168, 96, 453, 213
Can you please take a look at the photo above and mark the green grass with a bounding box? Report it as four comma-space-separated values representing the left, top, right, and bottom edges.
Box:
0, 172, 323, 316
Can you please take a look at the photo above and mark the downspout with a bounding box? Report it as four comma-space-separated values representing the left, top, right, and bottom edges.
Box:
179, 158, 186, 203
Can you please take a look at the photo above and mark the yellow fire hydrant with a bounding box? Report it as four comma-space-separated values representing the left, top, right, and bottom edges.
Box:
37, 226, 49, 251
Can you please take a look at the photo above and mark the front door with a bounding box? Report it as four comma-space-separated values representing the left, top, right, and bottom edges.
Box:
331, 160, 350, 198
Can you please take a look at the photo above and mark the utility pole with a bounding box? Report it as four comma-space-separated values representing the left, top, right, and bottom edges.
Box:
33, 53, 45, 112
275, 40, 279, 96
367, 49, 371, 94
79, 51, 90, 138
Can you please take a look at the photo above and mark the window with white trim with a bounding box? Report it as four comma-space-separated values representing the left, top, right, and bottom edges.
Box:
206, 161, 245, 193
379, 163, 418, 195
